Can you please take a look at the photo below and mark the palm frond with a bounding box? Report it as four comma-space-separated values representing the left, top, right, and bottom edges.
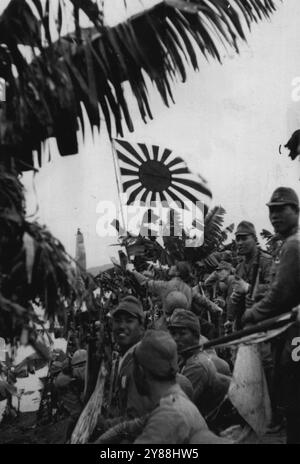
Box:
0, 218, 84, 338
0, 0, 278, 171
283, 129, 300, 160
69, 0, 104, 31
200, 205, 226, 256
25, 222, 79, 318
0, 166, 25, 216
260, 228, 273, 241
260, 228, 281, 256
220, 222, 235, 243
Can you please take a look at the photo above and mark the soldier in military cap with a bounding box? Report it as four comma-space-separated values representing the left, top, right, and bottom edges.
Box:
242, 187, 300, 443
225, 220, 275, 425
95, 296, 194, 441
132, 330, 231, 444
126, 261, 223, 320
204, 260, 235, 317
168, 309, 232, 432
107, 296, 150, 420
226, 221, 273, 330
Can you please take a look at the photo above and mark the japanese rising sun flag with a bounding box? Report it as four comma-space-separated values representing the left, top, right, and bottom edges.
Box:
113, 139, 212, 210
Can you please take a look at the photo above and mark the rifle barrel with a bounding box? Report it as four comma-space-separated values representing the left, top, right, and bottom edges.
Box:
180, 311, 296, 354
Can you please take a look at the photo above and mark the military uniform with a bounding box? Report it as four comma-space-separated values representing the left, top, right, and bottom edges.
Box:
110, 344, 152, 420
227, 234, 273, 329
111, 344, 194, 420
54, 349, 87, 420
244, 229, 300, 438
132, 271, 222, 318
168, 309, 231, 428
133, 330, 231, 444
243, 187, 300, 443
54, 372, 84, 418
179, 350, 230, 419
132, 272, 193, 310
134, 384, 209, 444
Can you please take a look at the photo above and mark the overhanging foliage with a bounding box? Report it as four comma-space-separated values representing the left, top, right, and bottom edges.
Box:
0, 0, 278, 171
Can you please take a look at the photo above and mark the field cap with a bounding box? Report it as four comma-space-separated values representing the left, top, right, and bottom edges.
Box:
135, 330, 178, 379
266, 187, 299, 207
165, 291, 189, 315
110, 296, 144, 321
71, 349, 87, 367
235, 221, 256, 237
169, 309, 200, 338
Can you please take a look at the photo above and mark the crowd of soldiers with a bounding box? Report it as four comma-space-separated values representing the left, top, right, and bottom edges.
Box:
99, 185, 300, 444
65, 185, 299, 444
1, 186, 300, 444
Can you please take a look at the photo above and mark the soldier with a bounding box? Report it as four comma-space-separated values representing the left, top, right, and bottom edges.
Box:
95, 296, 193, 440
154, 291, 189, 331
126, 261, 222, 320
168, 309, 231, 432
132, 330, 231, 444
54, 349, 87, 438
225, 221, 276, 425
242, 187, 300, 444
108, 296, 149, 419
204, 260, 235, 307
226, 221, 273, 331
126, 261, 193, 309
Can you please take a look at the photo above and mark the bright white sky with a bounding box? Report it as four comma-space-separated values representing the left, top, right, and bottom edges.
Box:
22, 0, 300, 268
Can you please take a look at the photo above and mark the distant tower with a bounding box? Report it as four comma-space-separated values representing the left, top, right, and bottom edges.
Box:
75, 228, 86, 271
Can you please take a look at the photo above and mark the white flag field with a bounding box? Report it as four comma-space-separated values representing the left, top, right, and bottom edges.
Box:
203, 314, 295, 350
203, 311, 298, 437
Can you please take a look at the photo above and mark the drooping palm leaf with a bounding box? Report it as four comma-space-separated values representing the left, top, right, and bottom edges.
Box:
0, 165, 87, 337
69, 0, 104, 30
0, 0, 278, 171
283, 129, 300, 160
220, 222, 235, 243
260, 228, 273, 241
260, 228, 281, 256
0, 219, 82, 338
200, 205, 226, 257
0, 166, 25, 217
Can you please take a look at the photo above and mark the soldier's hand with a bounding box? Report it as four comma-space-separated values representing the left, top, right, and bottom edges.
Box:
233, 277, 250, 295
143, 270, 153, 278
224, 320, 233, 332
126, 263, 135, 272
211, 303, 223, 315
213, 297, 226, 309
230, 291, 243, 305
241, 308, 253, 326
245, 295, 255, 309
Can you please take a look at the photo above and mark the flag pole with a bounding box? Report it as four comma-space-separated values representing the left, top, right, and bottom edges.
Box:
110, 139, 126, 232
110, 139, 130, 262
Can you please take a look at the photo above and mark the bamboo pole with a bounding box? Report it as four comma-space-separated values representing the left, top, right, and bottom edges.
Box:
70, 359, 107, 444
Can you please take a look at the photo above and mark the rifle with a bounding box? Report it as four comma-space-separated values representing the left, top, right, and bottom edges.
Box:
180, 311, 297, 354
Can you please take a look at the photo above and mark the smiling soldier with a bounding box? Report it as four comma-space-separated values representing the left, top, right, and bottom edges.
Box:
109, 296, 150, 419
107, 296, 193, 421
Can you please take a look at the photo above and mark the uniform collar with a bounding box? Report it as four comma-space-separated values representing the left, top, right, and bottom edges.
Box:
118, 343, 138, 374
244, 247, 259, 264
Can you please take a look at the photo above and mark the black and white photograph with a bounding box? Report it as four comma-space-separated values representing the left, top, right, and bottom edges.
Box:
0, 0, 299, 448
